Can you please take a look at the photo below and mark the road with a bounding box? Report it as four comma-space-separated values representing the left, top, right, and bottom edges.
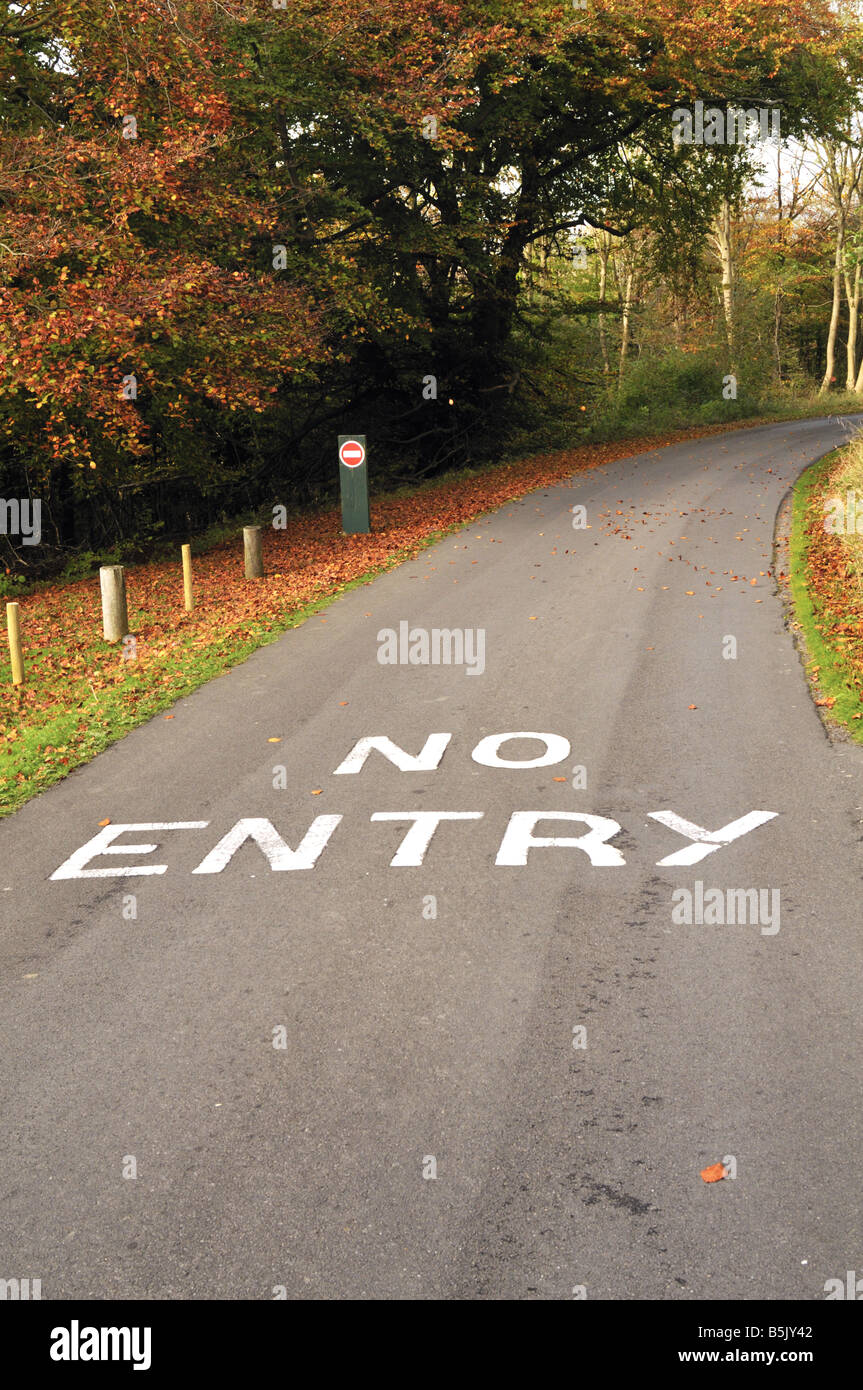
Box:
2, 415, 862, 1301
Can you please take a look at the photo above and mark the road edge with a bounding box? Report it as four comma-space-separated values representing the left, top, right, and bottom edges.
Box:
774, 453, 857, 746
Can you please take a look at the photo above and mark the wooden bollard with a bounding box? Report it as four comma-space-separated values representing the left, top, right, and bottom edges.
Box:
100, 564, 129, 643
243, 525, 263, 579
181, 543, 194, 611
6, 601, 24, 685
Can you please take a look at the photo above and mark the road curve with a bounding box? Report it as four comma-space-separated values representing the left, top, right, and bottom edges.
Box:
1, 415, 862, 1300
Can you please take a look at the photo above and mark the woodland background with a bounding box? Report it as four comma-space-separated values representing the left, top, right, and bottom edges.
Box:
3, 0, 863, 581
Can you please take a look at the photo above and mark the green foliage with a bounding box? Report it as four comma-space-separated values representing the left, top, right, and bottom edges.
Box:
0, 572, 28, 599
56, 551, 117, 583
1, 0, 860, 570
592, 352, 755, 437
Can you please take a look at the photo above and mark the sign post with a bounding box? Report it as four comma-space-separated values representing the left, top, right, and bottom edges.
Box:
338, 435, 370, 534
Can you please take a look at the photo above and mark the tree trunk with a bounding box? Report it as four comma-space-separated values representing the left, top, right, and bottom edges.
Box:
618, 270, 634, 383
845, 259, 861, 390
773, 288, 783, 384
672, 295, 683, 349
712, 198, 735, 367
821, 215, 845, 393
854, 335, 863, 393
598, 234, 610, 373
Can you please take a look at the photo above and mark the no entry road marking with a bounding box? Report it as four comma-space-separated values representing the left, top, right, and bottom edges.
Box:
45, 733, 778, 878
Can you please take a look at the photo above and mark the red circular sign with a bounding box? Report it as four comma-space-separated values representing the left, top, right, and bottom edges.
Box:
339, 439, 365, 468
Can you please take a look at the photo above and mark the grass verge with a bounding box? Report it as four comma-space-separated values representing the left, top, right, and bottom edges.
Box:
788, 448, 863, 742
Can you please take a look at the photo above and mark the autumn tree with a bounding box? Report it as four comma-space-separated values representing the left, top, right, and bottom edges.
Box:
1, 0, 860, 564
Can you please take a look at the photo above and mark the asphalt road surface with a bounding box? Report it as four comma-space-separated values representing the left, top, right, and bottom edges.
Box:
2, 415, 863, 1301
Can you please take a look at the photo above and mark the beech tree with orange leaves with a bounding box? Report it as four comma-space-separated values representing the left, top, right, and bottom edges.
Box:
0, 0, 859, 568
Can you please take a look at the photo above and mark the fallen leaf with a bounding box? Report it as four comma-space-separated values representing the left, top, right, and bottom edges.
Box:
701, 1162, 727, 1183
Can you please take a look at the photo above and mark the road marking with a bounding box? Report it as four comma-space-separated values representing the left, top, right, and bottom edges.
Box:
333, 733, 452, 774
48, 808, 779, 877
472, 732, 571, 769
648, 809, 778, 866
191, 816, 343, 873
334, 731, 574, 774
49, 823, 210, 879
371, 812, 484, 865
495, 811, 626, 866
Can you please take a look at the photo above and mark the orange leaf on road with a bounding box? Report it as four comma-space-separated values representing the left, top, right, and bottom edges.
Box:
701, 1162, 727, 1183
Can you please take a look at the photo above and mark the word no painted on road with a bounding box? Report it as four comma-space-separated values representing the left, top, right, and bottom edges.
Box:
338, 439, 365, 468
48, 731, 778, 880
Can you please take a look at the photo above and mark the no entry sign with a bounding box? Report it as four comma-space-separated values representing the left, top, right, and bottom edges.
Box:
339, 439, 366, 468
338, 433, 370, 533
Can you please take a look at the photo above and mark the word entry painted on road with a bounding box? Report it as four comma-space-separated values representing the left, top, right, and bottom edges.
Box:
48, 730, 778, 879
